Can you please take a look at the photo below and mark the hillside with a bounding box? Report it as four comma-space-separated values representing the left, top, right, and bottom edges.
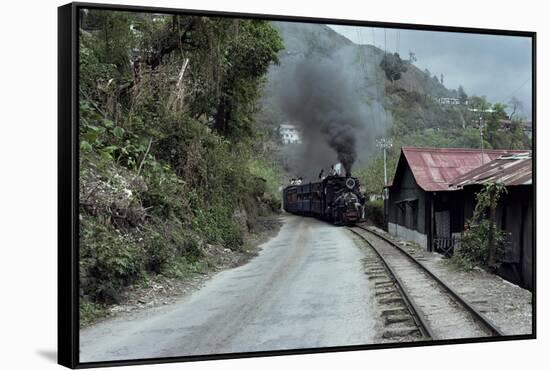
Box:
258, 22, 530, 193
258, 22, 456, 179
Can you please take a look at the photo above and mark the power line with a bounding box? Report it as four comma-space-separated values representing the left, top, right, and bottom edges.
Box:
384, 29, 387, 56
396, 29, 400, 55
502, 76, 531, 103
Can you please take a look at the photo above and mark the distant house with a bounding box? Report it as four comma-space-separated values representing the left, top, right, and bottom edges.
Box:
279, 124, 302, 144
437, 97, 467, 105
385, 147, 525, 252
498, 118, 515, 132
468, 107, 496, 114
497, 118, 533, 139
451, 153, 533, 289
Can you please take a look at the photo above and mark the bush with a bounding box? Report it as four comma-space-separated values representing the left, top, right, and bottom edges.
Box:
452, 220, 506, 270
247, 156, 283, 203
143, 219, 204, 273
80, 301, 107, 327
162, 257, 209, 279
143, 230, 177, 274
80, 215, 146, 303
191, 200, 244, 250
451, 183, 507, 270
366, 199, 385, 227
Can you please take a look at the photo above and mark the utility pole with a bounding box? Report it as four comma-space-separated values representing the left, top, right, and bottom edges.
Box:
377, 137, 393, 196
377, 137, 393, 230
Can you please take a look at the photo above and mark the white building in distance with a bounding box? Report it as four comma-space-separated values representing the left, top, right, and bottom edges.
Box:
438, 97, 469, 105
279, 124, 302, 144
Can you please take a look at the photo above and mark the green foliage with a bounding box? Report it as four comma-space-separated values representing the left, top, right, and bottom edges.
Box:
356, 154, 397, 197
192, 201, 244, 250
140, 159, 187, 219
142, 221, 203, 273
162, 257, 209, 279
366, 200, 385, 227
78, 10, 284, 313
452, 183, 508, 270
80, 100, 145, 167
380, 52, 408, 82
83, 10, 137, 71
79, 301, 107, 327
452, 219, 507, 270
80, 215, 146, 303
248, 156, 283, 202
212, 20, 284, 138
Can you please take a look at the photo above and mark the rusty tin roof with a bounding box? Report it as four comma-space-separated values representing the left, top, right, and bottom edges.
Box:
399, 147, 528, 191
450, 153, 532, 189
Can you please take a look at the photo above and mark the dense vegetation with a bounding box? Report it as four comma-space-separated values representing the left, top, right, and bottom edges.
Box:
79, 10, 283, 323
451, 183, 508, 270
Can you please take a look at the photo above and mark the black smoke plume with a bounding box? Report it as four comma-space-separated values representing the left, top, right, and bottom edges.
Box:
276, 45, 386, 178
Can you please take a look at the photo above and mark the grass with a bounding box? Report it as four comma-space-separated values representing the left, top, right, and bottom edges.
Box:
161, 257, 210, 279
80, 301, 108, 327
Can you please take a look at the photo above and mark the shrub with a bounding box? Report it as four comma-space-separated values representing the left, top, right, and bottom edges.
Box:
366, 199, 385, 227
143, 230, 177, 274
162, 257, 209, 279
452, 220, 506, 270
451, 183, 507, 270
191, 200, 244, 250
143, 219, 204, 273
79, 301, 107, 327
80, 215, 146, 303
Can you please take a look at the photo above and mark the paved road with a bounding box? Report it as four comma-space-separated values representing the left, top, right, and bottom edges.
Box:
80, 215, 376, 362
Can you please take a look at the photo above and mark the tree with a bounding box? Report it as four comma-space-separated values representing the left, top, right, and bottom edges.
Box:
212, 20, 284, 139
380, 52, 408, 83
84, 10, 137, 73
508, 120, 526, 150
440, 74, 444, 85
455, 183, 508, 270
356, 153, 398, 197
508, 96, 524, 120
485, 103, 507, 148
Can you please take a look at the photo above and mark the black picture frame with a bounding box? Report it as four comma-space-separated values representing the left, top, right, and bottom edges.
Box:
58, 2, 536, 368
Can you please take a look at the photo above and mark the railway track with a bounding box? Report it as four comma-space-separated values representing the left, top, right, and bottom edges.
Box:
349, 225, 504, 341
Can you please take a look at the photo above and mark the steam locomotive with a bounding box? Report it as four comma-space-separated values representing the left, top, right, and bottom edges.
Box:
283, 175, 366, 225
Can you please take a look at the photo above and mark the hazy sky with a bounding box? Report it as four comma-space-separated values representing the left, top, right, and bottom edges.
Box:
329, 25, 533, 119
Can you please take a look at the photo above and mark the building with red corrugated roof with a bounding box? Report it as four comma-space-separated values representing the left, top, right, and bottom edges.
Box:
385, 147, 526, 252
450, 153, 533, 289
385, 147, 533, 289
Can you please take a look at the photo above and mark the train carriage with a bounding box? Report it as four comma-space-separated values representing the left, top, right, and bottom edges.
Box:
283, 175, 366, 225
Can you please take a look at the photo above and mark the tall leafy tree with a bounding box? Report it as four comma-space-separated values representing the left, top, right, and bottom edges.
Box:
211, 20, 284, 138
380, 52, 408, 83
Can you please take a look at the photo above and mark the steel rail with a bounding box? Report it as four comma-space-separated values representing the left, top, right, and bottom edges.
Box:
355, 226, 505, 337
348, 227, 434, 339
